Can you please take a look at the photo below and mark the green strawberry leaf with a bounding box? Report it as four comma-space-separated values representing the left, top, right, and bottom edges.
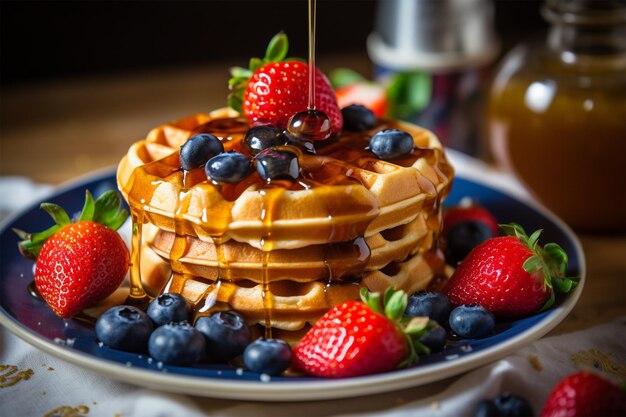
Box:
528, 229, 543, 250
362, 287, 433, 368
31, 224, 62, 244
383, 286, 395, 306
500, 223, 526, 241
384, 290, 407, 321
543, 243, 568, 270
93, 190, 128, 231
264, 32, 288, 63
404, 316, 429, 334
106, 210, 129, 232
230, 66, 252, 79
249, 57, 263, 72
412, 339, 431, 356
522, 255, 543, 274
360, 287, 383, 314
40, 203, 71, 227
500, 222, 580, 314
553, 277, 577, 293
398, 338, 420, 368
78, 190, 96, 221
11, 228, 29, 240
15, 189, 128, 260
227, 93, 243, 113
15, 224, 62, 259
540, 290, 556, 311
228, 76, 249, 89
399, 325, 432, 368
329, 68, 366, 89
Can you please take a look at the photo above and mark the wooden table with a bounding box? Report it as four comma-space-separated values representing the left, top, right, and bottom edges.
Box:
1, 59, 624, 337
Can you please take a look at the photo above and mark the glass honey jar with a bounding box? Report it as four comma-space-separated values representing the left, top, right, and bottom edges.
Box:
488, 0, 626, 233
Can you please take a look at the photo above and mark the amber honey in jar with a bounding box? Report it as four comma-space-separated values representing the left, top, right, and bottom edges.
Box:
488, 0, 626, 233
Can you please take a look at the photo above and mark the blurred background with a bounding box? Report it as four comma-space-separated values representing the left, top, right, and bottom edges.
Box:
1, 0, 545, 87
0, 0, 545, 178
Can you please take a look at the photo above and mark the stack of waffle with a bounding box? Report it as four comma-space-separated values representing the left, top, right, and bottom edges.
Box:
117, 108, 453, 338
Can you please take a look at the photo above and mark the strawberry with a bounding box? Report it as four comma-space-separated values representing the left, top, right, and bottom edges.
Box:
335, 82, 387, 118
15, 190, 129, 318
228, 32, 343, 134
540, 372, 625, 417
293, 288, 435, 378
443, 224, 578, 318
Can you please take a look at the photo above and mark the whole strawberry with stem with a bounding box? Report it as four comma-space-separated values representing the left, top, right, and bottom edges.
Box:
15, 190, 129, 318
228, 32, 343, 134
293, 287, 435, 378
540, 372, 625, 417
444, 223, 578, 318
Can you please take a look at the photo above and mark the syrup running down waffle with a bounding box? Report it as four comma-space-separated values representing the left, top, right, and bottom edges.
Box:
117, 108, 453, 336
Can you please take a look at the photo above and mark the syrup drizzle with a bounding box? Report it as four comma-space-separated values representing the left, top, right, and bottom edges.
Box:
285, 0, 332, 143
259, 187, 285, 338
127, 209, 149, 308
307, 0, 317, 111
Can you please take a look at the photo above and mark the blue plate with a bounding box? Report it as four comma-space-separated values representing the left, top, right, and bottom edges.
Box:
0, 169, 585, 401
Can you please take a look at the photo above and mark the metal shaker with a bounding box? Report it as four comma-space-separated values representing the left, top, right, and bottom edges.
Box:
368, 0, 500, 156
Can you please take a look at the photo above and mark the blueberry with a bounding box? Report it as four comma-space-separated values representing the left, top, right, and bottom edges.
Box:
449, 304, 495, 339
369, 129, 414, 160
179, 134, 224, 171
419, 322, 447, 353
243, 126, 286, 155
95, 305, 154, 352
255, 148, 300, 181
243, 338, 292, 375
195, 311, 252, 362
341, 104, 377, 132
474, 393, 534, 417
493, 393, 534, 416
405, 291, 452, 325
474, 399, 501, 417
146, 293, 190, 326
445, 221, 495, 266
205, 151, 251, 184
148, 322, 206, 366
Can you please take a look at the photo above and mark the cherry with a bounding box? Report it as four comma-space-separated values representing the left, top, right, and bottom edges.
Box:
286, 109, 332, 142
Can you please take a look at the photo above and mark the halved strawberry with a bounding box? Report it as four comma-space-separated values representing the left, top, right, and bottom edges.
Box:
15, 190, 129, 318
335, 82, 387, 118
444, 223, 578, 318
293, 288, 435, 378
228, 33, 342, 133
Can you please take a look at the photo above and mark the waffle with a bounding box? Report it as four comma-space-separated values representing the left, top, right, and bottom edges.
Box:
117, 108, 453, 333
139, 242, 437, 331
143, 212, 432, 283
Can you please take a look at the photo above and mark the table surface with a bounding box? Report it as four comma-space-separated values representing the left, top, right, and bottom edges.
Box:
1, 58, 624, 398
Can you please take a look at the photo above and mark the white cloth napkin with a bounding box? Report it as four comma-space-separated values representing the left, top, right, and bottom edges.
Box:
1, 154, 623, 417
